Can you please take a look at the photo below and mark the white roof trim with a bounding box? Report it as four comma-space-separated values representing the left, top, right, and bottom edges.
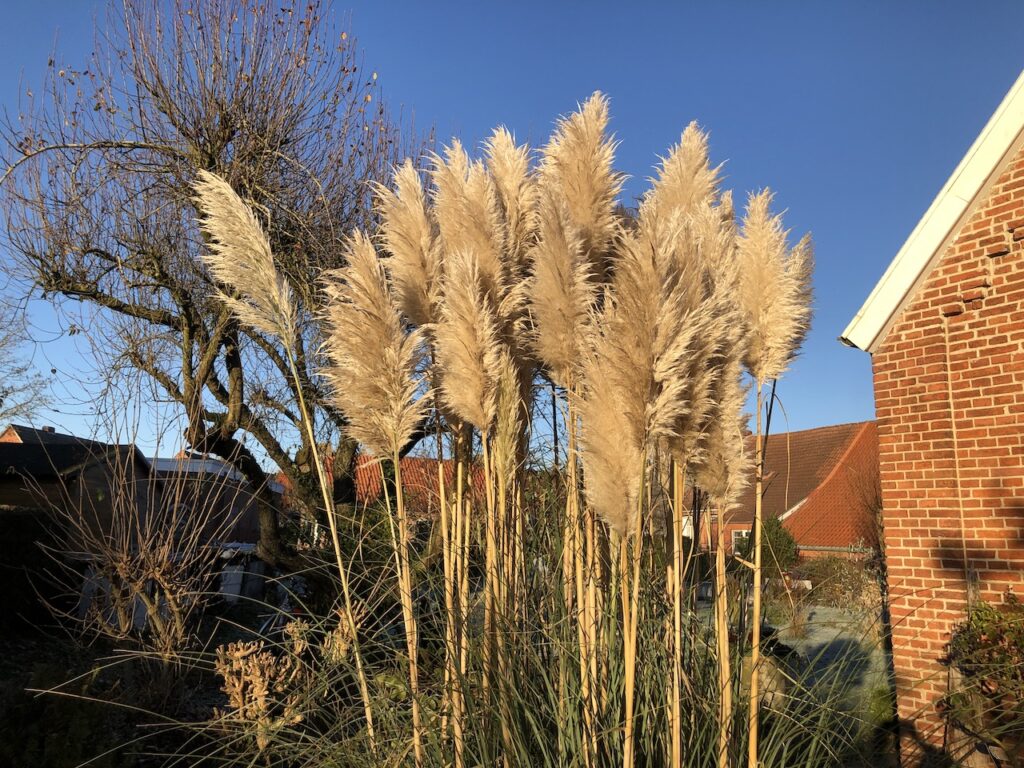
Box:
841, 69, 1024, 353
778, 498, 806, 523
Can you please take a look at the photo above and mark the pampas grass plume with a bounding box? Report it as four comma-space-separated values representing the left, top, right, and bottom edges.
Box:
193, 170, 296, 343
527, 191, 594, 388
376, 160, 441, 327
485, 127, 539, 273
432, 248, 503, 432
640, 121, 722, 228
736, 189, 814, 383
323, 231, 427, 457
431, 142, 507, 301
540, 92, 625, 270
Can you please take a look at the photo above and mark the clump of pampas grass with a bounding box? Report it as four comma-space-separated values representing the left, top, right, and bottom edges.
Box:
191, 91, 819, 768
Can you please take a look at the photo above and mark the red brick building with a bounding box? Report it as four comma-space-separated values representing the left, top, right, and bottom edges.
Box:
842, 71, 1024, 752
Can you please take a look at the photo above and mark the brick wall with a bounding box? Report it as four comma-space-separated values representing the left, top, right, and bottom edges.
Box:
873, 144, 1024, 748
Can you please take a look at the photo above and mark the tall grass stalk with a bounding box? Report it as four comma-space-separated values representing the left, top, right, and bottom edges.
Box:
380, 454, 424, 767
749, 379, 766, 767
714, 507, 735, 768
192, 170, 377, 749
736, 190, 814, 767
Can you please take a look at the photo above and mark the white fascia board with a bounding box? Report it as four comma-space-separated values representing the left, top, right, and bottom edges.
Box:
841, 69, 1024, 353
778, 499, 805, 522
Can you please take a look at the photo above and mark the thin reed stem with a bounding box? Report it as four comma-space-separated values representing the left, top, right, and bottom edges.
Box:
713, 505, 733, 768
748, 380, 764, 768
621, 454, 646, 768
286, 355, 376, 751
382, 453, 424, 768
670, 459, 684, 768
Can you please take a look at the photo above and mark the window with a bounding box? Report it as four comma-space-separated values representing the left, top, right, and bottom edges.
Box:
731, 529, 750, 552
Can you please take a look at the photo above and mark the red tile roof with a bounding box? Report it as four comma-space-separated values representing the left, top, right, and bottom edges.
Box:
731, 420, 870, 525
275, 455, 486, 522
781, 422, 879, 550
353, 455, 485, 520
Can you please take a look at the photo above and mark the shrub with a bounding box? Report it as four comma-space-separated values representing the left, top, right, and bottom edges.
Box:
792, 555, 879, 610
943, 592, 1024, 760
740, 516, 799, 581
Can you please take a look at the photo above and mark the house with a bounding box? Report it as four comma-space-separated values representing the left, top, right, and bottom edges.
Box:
707, 420, 880, 557
842, 71, 1024, 750
0, 426, 153, 629
150, 454, 275, 545
0, 426, 153, 534
353, 455, 486, 521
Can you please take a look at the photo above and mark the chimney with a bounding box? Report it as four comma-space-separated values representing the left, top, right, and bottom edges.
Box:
41, 426, 56, 433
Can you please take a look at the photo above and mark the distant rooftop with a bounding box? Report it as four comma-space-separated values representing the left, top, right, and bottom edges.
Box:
152, 455, 284, 495
730, 420, 874, 523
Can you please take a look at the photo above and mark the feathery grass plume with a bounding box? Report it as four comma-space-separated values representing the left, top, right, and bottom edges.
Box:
193, 170, 296, 342
485, 127, 539, 276
692, 354, 750, 510
431, 141, 508, 302
662, 197, 741, 466
376, 160, 441, 327
577, 332, 644, 535
322, 230, 428, 458
736, 190, 814, 382
636, 126, 728, 465
540, 92, 625, 275
526, 191, 595, 389
432, 248, 503, 432
578, 219, 700, 535
639, 121, 722, 229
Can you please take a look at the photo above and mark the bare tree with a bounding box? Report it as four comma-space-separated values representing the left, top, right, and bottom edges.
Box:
0, 301, 49, 423
0, 0, 420, 564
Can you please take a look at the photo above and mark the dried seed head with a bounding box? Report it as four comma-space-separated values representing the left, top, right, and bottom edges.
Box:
323, 231, 427, 457
193, 170, 296, 344
736, 190, 814, 383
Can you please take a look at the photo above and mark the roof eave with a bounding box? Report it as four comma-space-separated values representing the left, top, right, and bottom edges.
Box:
841, 69, 1024, 353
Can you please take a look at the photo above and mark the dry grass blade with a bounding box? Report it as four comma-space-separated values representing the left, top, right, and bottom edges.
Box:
736, 189, 814, 383
322, 230, 428, 457
193, 170, 296, 343
376, 160, 441, 327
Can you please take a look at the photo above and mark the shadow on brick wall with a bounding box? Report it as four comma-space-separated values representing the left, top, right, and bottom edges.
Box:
933, 504, 1024, 599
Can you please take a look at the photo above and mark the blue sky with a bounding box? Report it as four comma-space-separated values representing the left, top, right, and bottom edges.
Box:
3, 2, 1024, 457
